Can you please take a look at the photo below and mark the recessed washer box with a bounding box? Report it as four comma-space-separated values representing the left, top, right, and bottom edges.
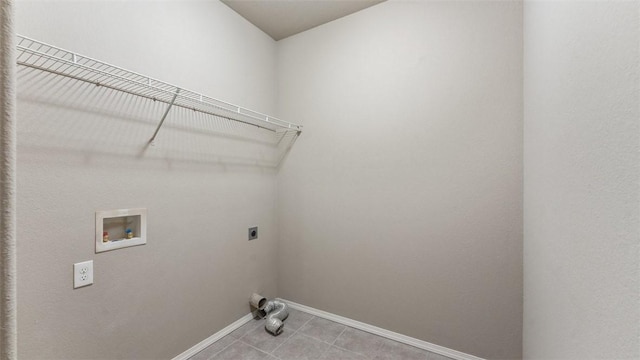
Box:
95, 208, 147, 253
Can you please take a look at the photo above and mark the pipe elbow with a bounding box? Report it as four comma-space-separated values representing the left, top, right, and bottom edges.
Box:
250, 295, 289, 336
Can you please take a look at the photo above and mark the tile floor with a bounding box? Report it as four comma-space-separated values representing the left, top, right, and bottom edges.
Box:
189, 308, 454, 360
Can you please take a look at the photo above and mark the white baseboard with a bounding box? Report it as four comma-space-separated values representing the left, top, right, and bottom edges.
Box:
174, 300, 485, 360
277, 298, 485, 360
172, 312, 254, 360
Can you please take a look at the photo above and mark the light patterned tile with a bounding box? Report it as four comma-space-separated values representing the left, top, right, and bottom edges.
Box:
333, 327, 386, 358
299, 317, 346, 343
210, 341, 270, 360
272, 333, 331, 360
319, 345, 369, 360
240, 323, 293, 353
189, 336, 236, 360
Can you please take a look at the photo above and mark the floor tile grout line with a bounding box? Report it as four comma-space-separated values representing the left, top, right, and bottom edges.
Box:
330, 327, 347, 346
281, 315, 316, 341
294, 327, 350, 355
295, 330, 328, 343
280, 320, 350, 359
229, 313, 305, 358
203, 338, 238, 360
268, 326, 299, 356
239, 338, 276, 358
197, 311, 361, 360
304, 310, 441, 360
296, 315, 349, 345
276, 327, 335, 360
269, 314, 313, 359
331, 343, 375, 359
297, 313, 316, 329
267, 313, 316, 357
231, 319, 264, 341
337, 326, 393, 359
191, 310, 451, 360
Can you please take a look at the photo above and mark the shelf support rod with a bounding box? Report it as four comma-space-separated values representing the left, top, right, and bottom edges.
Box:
149, 88, 180, 144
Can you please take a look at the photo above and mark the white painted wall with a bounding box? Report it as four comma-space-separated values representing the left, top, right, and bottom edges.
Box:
523, 1, 640, 358
276, 1, 523, 359
16, 2, 279, 358
14, 1, 639, 359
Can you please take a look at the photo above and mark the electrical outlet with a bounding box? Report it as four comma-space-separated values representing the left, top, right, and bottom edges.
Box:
248, 227, 258, 240
73, 260, 93, 289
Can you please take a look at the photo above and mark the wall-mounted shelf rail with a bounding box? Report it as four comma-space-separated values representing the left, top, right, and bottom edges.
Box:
16, 35, 302, 139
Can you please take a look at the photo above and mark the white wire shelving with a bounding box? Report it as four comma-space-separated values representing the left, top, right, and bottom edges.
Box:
16, 35, 302, 142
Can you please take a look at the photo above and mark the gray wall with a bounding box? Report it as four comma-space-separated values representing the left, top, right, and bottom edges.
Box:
276, 2, 523, 359
523, 1, 640, 358
17, 1, 639, 359
16, 2, 279, 359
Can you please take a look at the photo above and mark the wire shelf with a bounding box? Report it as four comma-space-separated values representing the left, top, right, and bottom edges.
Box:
16, 34, 302, 137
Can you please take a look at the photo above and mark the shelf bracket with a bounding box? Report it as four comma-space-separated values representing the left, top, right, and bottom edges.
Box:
148, 88, 180, 144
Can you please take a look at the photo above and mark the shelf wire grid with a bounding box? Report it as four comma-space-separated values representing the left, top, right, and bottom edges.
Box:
16, 35, 302, 134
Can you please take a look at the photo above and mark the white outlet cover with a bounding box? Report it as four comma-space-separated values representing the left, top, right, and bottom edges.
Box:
73, 260, 93, 289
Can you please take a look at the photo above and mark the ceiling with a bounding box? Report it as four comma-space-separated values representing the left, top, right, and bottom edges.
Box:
221, 0, 386, 41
